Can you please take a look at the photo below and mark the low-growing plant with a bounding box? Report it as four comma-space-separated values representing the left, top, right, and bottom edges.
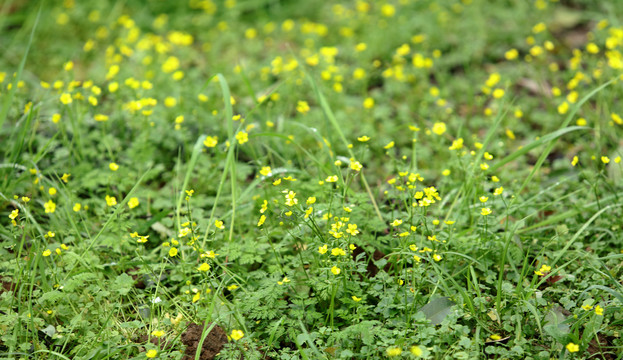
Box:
1, 1, 622, 359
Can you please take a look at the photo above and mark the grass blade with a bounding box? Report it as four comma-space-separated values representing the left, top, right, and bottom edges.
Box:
307, 74, 383, 222
516, 78, 615, 195
0, 3, 41, 131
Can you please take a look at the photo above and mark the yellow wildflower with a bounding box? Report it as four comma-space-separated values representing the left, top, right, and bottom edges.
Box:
230, 329, 244, 341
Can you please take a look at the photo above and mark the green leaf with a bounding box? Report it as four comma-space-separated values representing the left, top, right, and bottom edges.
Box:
41, 325, 56, 338
113, 273, 134, 296
419, 296, 455, 325
543, 306, 569, 344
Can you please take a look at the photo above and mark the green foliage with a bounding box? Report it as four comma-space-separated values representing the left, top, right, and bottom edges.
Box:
1, 0, 623, 359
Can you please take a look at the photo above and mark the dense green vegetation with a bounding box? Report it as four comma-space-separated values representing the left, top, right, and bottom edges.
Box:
1, 0, 623, 358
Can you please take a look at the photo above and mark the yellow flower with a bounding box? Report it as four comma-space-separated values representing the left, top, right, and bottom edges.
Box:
479, 196, 489, 203
565, 342, 579, 353
480, 208, 492, 216
145, 349, 158, 358
105, 195, 117, 207
230, 329, 244, 341
257, 215, 266, 227
594, 305, 604, 316
493, 187, 504, 196
235, 131, 249, 145
128, 197, 139, 209
505, 49, 518, 60
331, 248, 346, 256
492, 89, 505, 98
108, 81, 119, 92
583, 42, 597, 54
164, 97, 177, 107
571, 156, 579, 166
260, 166, 272, 176
557, 102, 569, 115
284, 190, 298, 206
73, 203, 81, 212
363, 97, 375, 109
151, 330, 165, 337
109, 162, 119, 171
192, 292, 201, 303
318, 244, 328, 254
449, 138, 463, 150
197, 263, 210, 272
391, 219, 403, 227
331, 266, 341, 275
60, 93, 73, 105
201, 250, 219, 258
601, 156, 610, 164
325, 175, 338, 183
534, 264, 551, 276
162, 56, 180, 73
350, 161, 363, 171
352, 295, 362, 302
42, 249, 52, 257
44, 200, 56, 213
384, 141, 395, 149
409, 345, 423, 356
346, 223, 359, 236
168, 247, 178, 257
381, 4, 395, 17
357, 135, 370, 142
9, 209, 19, 220
386, 347, 402, 356
296, 100, 310, 114
432, 122, 446, 135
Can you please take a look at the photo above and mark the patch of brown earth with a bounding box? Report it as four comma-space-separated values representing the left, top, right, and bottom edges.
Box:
586, 333, 618, 360
351, 245, 392, 278
181, 322, 228, 360
1, 278, 15, 294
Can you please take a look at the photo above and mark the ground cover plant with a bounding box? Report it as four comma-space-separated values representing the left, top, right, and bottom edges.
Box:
1, 0, 623, 358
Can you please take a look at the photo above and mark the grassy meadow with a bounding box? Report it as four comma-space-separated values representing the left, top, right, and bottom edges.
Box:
1, 0, 623, 358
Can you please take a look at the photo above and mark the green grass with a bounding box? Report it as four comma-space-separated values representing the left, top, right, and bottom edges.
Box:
1, 0, 623, 359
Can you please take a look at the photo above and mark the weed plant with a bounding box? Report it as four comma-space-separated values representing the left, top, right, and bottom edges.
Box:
1, 0, 622, 359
